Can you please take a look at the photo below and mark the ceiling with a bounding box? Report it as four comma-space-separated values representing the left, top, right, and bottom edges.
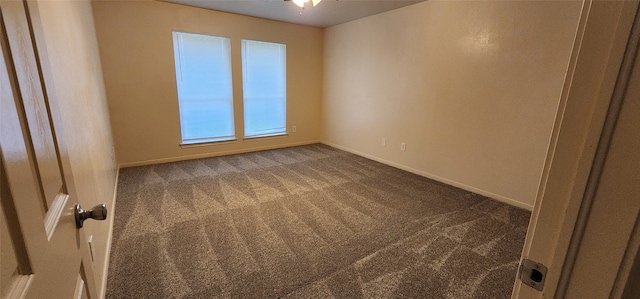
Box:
161, 0, 426, 28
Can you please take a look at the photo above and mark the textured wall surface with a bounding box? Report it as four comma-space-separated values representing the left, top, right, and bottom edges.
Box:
322, 1, 582, 208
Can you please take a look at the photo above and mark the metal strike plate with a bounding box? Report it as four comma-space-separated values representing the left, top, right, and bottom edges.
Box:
519, 258, 548, 291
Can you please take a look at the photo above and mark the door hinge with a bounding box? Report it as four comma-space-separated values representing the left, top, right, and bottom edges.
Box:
519, 258, 548, 291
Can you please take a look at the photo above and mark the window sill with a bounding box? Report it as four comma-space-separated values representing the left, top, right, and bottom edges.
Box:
180, 139, 237, 149
243, 133, 288, 142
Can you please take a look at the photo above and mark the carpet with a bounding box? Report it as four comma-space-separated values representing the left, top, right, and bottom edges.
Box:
106, 144, 530, 298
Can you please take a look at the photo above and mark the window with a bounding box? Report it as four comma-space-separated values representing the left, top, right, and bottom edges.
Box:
172, 32, 234, 144
242, 40, 286, 138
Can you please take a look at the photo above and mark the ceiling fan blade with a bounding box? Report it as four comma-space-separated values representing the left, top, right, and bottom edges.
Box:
312, 0, 321, 7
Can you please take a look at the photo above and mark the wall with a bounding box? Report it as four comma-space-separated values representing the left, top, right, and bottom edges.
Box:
35, 0, 118, 296
322, 0, 582, 208
92, 1, 324, 167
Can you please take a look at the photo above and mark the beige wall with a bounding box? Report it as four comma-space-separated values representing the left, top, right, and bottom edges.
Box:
91, 0, 582, 208
92, 1, 324, 166
35, 0, 118, 296
322, 1, 582, 208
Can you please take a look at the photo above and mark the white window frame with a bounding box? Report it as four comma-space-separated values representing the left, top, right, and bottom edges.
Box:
241, 39, 287, 139
172, 31, 235, 145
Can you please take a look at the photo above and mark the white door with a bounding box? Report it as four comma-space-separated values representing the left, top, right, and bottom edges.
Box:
513, 0, 639, 298
1, 1, 99, 298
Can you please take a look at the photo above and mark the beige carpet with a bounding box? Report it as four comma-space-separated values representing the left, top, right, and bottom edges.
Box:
106, 144, 530, 298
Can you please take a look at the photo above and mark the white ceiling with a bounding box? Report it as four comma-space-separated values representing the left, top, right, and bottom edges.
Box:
161, 0, 425, 28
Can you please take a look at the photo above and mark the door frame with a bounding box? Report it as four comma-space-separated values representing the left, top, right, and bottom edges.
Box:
513, 0, 640, 298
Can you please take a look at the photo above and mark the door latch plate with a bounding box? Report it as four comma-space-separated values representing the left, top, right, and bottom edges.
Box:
519, 258, 548, 291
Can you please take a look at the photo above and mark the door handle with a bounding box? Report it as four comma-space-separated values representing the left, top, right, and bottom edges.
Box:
75, 203, 107, 228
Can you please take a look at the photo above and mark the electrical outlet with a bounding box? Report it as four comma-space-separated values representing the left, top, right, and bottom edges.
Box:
292, 126, 297, 133
381, 138, 386, 146
401, 143, 406, 151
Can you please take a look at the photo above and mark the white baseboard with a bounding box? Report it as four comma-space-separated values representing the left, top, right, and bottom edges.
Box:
321, 141, 534, 211
99, 167, 120, 299
118, 140, 321, 168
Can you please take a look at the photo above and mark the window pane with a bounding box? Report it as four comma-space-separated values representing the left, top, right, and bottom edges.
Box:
242, 40, 286, 138
173, 32, 234, 144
